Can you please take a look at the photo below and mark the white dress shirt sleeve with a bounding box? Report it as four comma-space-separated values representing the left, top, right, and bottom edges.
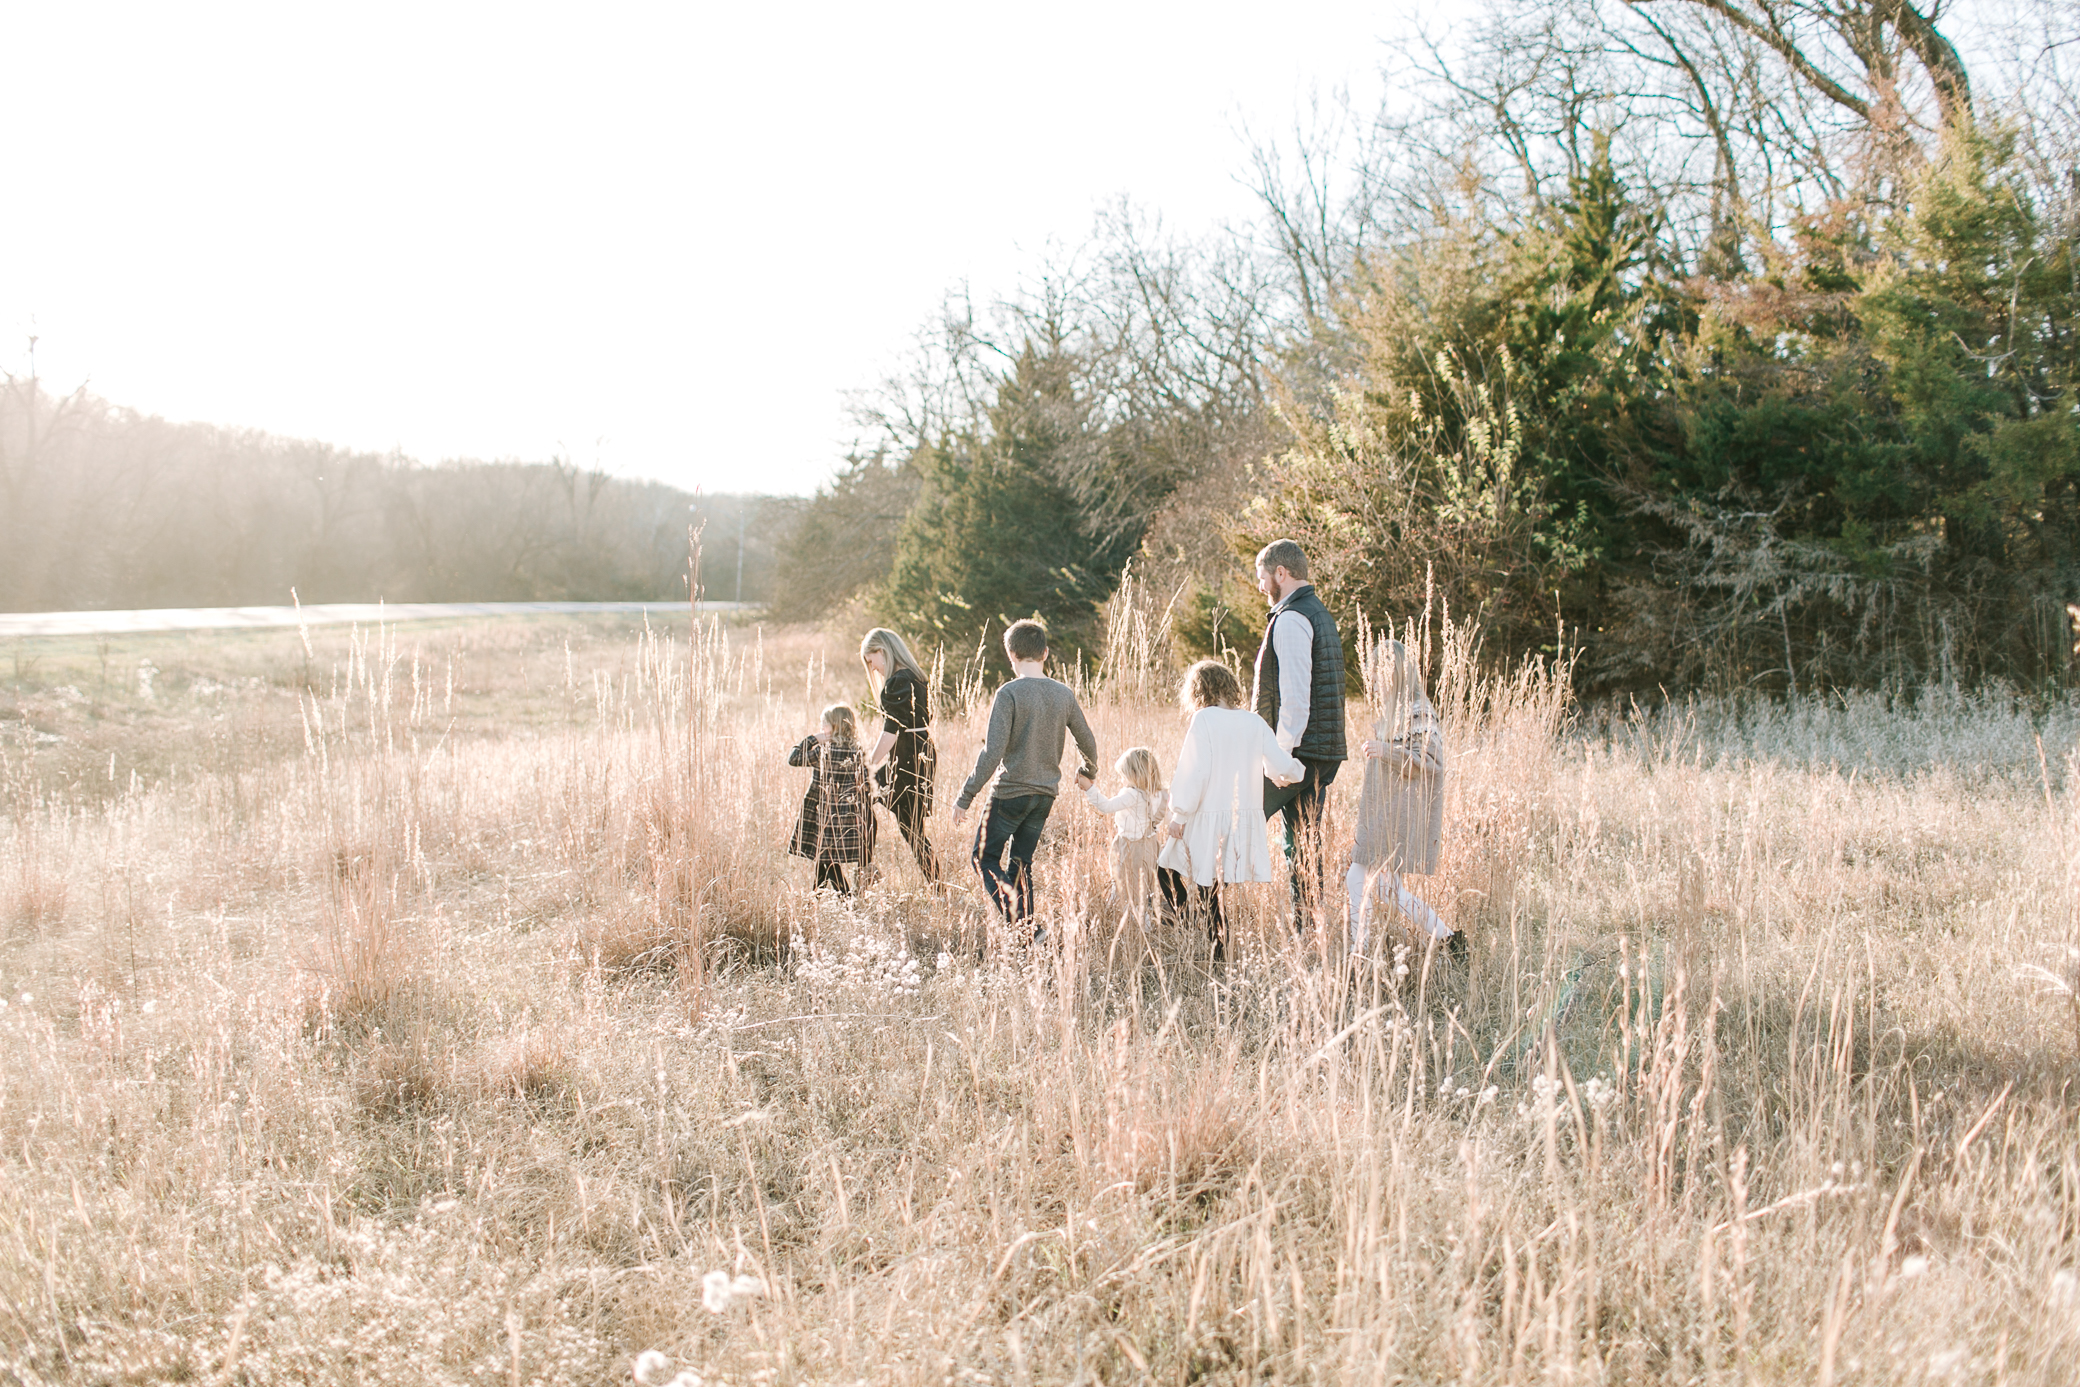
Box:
1272, 608, 1313, 753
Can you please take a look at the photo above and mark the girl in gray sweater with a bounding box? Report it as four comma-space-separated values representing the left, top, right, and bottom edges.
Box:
1347, 638, 1460, 959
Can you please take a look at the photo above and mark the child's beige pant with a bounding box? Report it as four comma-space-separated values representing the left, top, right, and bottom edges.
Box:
1110, 835, 1161, 920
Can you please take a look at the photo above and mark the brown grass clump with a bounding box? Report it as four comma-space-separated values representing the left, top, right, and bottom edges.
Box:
2, 607, 2079, 1384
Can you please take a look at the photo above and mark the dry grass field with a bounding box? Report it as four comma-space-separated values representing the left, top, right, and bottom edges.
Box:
3, 604, 2078, 1385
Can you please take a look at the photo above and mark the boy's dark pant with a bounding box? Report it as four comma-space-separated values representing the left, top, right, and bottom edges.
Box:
1264, 757, 1340, 930
974, 793, 1053, 932
813, 860, 854, 894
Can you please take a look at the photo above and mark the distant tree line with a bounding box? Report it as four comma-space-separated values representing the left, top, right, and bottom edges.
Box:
779, 0, 2080, 693
0, 381, 786, 611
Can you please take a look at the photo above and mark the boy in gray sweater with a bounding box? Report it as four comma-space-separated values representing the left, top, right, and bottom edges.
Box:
952, 619, 1099, 937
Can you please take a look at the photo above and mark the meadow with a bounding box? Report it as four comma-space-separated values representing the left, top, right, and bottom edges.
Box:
2, 604, 2077, 1385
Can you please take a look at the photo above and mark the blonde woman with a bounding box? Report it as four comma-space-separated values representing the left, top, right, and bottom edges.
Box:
859, 627, 940, 883
787, 703, 876, 894
1159, 660, 1304, 960
1083, 747, 1170, 922
1348, 638, 1460, 960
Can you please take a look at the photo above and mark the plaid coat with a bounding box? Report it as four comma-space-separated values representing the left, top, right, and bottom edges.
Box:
787, 736, 875, 865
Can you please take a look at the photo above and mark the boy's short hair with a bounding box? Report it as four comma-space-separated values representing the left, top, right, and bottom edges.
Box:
1255, 539, 1310, 581
1180, 659, 1244, 712
1003, 619, 1049, 663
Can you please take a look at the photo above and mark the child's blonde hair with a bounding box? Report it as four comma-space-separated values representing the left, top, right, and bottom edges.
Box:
1180, 658, 1243, 711
1370, 638, 1429, 726
1115, 746, 1164, 796
820, 703, 859, 747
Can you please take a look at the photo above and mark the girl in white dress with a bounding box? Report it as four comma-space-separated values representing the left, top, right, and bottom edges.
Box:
1084, 747, 1169, 923
1347, 637, 1460, 959
1158, 660, 1304, 960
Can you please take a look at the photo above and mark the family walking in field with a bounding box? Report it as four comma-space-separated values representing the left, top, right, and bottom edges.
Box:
784, 538, 1462, 962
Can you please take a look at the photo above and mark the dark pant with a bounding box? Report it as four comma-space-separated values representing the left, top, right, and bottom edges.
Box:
974, 793, 1053, 931
1263, 757, 1340, 929
888, 795, 941, 882
1159, 866, 1226, 957
813, 859, 854, 894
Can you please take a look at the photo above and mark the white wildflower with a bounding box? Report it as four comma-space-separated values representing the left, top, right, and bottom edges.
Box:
1517, 1074, 1563, 1122
1899, 1256, 1929, 1279
1928, 1346, 1968, 1375
701, 1270, 766, 1314
635, 1349, 673, 1385
1581, 1075, 1617, 1111
2051, 1268, 2078, 1305
796, 932, 923, 1002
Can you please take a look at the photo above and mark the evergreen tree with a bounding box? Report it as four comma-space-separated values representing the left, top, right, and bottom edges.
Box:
880, 346, 1129, 672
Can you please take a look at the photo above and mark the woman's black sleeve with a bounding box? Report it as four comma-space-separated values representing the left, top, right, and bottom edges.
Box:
882, 672, 915, 736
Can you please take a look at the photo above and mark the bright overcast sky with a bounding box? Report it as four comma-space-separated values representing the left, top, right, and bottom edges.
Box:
0, 1, 1430, 498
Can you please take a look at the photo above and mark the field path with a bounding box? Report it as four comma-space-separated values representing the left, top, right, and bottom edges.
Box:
0, 600, 752, 638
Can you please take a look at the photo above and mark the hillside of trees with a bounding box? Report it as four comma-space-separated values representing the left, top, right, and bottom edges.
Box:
0, 377, 786, 611
781, 0, 2080, 693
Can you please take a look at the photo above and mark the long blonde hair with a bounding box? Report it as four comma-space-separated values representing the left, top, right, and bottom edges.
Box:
860, 627, 928, 685
1116, 747, 1164, 797
1370, 638, 1429, 732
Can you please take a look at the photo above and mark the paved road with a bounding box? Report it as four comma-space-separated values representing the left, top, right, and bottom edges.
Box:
0, 601, 754, 638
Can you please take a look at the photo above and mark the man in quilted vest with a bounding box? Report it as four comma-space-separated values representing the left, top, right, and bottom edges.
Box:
1251, 539, 1348, 934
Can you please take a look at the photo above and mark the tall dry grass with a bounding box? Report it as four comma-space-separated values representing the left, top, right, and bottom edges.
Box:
1, 606, 2077, 1385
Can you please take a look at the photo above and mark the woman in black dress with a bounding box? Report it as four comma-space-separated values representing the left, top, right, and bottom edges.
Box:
859, 627, 941, 883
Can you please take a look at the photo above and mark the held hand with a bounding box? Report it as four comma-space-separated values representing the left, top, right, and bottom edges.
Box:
1361, 738, 1384, 758
1075, 772, 1094, 791
1372, 741, 1411, 769
952, 803, 970, 830
1165, 821, 1185, 840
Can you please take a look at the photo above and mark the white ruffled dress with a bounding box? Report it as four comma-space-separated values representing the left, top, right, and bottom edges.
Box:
1156, 707, 1305, 888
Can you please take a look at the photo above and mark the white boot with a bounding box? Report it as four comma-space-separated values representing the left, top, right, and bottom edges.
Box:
1387, 875, 1451, 941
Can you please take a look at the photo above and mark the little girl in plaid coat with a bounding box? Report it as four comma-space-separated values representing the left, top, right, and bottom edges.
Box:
788, 703, 876, 894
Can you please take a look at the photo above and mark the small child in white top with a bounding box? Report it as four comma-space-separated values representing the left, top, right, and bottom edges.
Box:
1084, 747, 1169, 922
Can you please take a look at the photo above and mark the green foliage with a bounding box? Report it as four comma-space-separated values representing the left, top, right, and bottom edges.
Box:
1243, 143, 1652, 660
1618, 125, 2080, 690
879, 346, 1135, 672
1170, 571, 1261, 666
768, 450, 920, 621
1236, 123, 2080, 694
